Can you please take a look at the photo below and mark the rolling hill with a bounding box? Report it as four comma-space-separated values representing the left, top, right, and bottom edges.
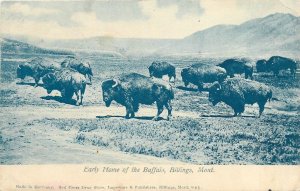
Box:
2, 13, 299, 58
0, 38, 73, 56
158, 13, 300, 57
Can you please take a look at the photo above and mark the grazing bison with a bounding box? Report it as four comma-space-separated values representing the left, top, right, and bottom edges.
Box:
208, 78, 272, 117
61, 56, 93, 84
218, 58, 253, 80
256, 59, 267, 73
101, 73, 174, 120
42, 68, 86, 106
181, 64, 227, 91
17, 57, 61, 87
148, 61, 176, 82
266, 56, 297, 77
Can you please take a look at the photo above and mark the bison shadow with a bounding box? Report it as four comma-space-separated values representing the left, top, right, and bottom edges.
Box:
41, 95, 77, 106
176, 86, 198, 92
16, 82, 40, 87
96, 115, 164, 121
201, 114, 256, 118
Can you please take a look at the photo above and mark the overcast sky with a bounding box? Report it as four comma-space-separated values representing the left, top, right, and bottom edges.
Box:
1, 0, 299, 39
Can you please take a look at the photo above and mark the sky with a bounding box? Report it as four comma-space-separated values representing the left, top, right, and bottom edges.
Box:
0, 0, 299, 40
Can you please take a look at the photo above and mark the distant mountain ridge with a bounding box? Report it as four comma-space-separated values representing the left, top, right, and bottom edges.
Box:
159, 13, 300, 57
2, 13, 300, 58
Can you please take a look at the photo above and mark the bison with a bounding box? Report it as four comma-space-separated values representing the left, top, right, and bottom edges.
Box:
42, 68, 86, 106
148, 61, 176, 82
256, 59, 267, 73
101, 73, 174, 120
218, 58, 254, 80
181, 64, 227, 91
17, 57, 61, 87
208, 78, 272, 117
61, 56, 93, 84
265, 56, 297, 77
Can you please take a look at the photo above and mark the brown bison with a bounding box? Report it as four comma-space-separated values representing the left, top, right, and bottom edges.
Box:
42, 68, 86, 106
218, 58, 254, 80
208, 78, 272, 117
256, 59, 267, 73
181, 64, 227, 91
102, 73, 174, 120
61, 56, 93, 84
265, 56, 297, 77
17, 57, 61, 87
148, 61, 176, 82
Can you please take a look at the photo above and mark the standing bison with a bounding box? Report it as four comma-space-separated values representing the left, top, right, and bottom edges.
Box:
265, 56, 297, 77
208, 78, 272, 117
17, 57, 61, 87
256, 59, 267, 73
101, 73, 174, 120
61, 56, 93, 84
42, 68, 86, 106
218, 58, 253, 80
148, 61, 176, 82
181, 64, 227, 91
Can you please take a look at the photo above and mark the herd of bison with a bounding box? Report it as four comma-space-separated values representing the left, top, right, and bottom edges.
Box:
16, 55, 297, 120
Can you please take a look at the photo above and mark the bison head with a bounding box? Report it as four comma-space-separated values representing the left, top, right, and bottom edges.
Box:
256, 59, 267, 72
78, 62, 93, 85
265, 59, 274, 72
101, 79, 120, 107
42, 73, 57, 94
208, 82, 222, 106
17, 64, 32, 79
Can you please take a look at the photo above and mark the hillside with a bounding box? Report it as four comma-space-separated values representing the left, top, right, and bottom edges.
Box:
2, 13, 299, 58
0, 38, 73, 56
158, 13, 300, 57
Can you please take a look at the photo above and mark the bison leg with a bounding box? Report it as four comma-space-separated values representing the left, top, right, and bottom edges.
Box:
233, 111, 238, 117
125, 106, 134, 119
197, 83, 204, 91
250, 74, 254, 80
62, 88, 73, 102
80, 85, 86, 105
125, 105, 135, 119
183, 80, 189, 87
291, 68, 296, 78
133, 101, 139, 112
245, 73, 249, 79
165, 100, 172, 121
34, 77, 40, 87
153, 102, 164, 121
258, 101, 266, 117
74, 91, 80, 106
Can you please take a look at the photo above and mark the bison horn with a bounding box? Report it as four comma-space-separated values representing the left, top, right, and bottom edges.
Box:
112, 79, 119, 88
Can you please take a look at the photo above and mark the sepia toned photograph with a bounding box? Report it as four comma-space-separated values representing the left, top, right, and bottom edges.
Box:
0, 1, 299, 188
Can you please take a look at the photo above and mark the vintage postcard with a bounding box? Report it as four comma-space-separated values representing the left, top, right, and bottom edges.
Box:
0, 0, 299, 190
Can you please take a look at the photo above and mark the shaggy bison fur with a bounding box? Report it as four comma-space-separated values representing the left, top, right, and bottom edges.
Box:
266, 56, 297, 77
148, 61, 176, 82
102, 73, 174, 120
61, 56, 93, 84
256, 59, 267, 73
17, 57, 61, 87
208, 78, 272, 117
218, 58, 254, 80
42, 68, 87, 106
181, 64, 227, 91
